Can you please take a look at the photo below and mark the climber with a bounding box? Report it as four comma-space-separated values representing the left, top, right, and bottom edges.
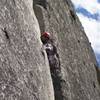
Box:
41, 32, 63, 100
41, 32, 61, 75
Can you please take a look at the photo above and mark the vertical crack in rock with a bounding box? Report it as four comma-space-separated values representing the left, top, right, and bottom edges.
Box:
33, 1, 64, 100
49, 58, 63, 100
45, 43, 63, 100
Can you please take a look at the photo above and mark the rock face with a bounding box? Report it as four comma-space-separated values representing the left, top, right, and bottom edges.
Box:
0, 0, 54, 100
0, 0, 100, 100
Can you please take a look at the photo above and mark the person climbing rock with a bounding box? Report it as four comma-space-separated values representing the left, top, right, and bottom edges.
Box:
41, 32, 63, 100
41, 32, 61, 75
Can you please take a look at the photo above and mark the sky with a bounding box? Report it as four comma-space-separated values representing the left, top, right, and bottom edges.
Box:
71, 0, 100, 65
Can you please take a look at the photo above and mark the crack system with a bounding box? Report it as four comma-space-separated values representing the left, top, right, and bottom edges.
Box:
33, 0, 64, 100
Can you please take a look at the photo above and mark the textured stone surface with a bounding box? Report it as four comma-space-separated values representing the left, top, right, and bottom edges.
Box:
0, 0, 54, 100
33, 0, 100, 100
0, 0, 100, 100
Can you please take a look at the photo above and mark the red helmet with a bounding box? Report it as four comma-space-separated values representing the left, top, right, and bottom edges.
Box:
41, 32, 51, 38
